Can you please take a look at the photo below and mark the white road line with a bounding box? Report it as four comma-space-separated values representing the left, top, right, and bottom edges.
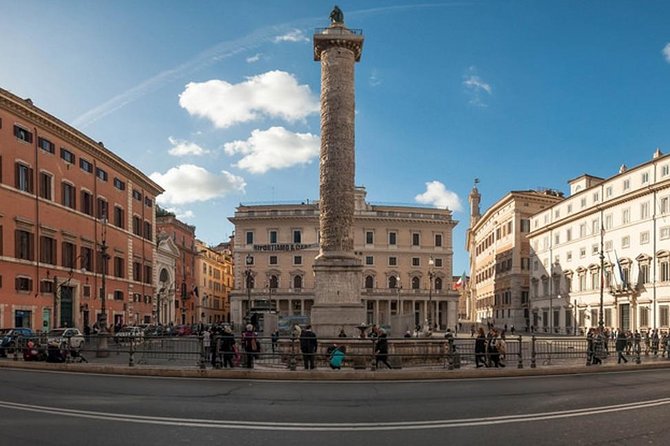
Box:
1, 398, 669, 431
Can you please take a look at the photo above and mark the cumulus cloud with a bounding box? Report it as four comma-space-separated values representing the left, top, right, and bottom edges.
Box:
167, 137, 210, 156
224, 126, 319, 174
415, 181, 462, 211
246, 53, 262, 63
166, 208, 195, 220
463, 67, 492, 107
179, 71, 319, 129
663, 43, 670, 63
274, 29, 308, 43
150, 164, 246, 205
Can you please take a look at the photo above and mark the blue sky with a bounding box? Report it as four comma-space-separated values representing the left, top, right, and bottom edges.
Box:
2, 1, 670, 275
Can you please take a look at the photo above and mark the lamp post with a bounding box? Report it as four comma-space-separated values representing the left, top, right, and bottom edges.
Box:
244, 254, 253, 325
574, 298, 578, 336
96, 218, 110, 358
599, 226, 605, 330
428, 256, 435, 331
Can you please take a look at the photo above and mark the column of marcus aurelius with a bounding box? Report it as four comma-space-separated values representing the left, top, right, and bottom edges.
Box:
310, 9, 366, 337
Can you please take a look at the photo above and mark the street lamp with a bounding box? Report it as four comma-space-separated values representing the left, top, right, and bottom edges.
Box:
599, 226, 605, 330
96, 218, 110, 358
244, 254, 253, 325
428, 256, 435, 331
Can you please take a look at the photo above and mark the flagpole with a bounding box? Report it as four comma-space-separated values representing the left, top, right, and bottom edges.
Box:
599, 226, 605, 330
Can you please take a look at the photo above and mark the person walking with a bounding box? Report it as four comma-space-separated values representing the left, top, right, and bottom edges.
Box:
651, 329, 660, 356
615, 329, 628, 364
592, 329, 606, 365
270, 330, 279, 354
300, 325, 318, 370
241, 324, 258, 369
474, 327, 487, 368
375, 331, 393, 369
220, 326, 236, 368
488, 329, 504, 368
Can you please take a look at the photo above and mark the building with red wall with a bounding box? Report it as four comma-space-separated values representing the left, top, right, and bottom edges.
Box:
0, 88, 163, 331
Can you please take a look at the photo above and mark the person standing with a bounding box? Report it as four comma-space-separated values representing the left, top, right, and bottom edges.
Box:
615, 329, 628, 364
270, 330, 279, 353
474, 327, 487, 368
300, 325, 318, 370
241, 324, 258, 369
221, 326, 236, 368
374, 331, 393, 369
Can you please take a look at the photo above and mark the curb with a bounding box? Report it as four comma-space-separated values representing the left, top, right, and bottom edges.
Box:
3, 360, 670, 380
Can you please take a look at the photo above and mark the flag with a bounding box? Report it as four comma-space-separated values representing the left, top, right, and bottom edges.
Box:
455, 272, 467, 289
614, 250, 626, 289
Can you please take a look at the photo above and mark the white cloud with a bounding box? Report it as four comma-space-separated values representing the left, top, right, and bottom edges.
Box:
179, 70, 319, 129
167, 137, 210, 157
150, 164, 246, 205
663, 43, 670, 63
463, 67, 492, 107
414, 181, 462, 211
166, 208, 195, 220
246, 53, 262, 63
369, 69, 382, 87
224, 126, 319, 174
274, 29, 308, 43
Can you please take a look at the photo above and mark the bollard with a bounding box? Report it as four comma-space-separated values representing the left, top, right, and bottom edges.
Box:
530, 335, 536, 368
128, 336, 135, 367
517, 335, 523, 369
198, 335, 206, 370
288, 336, 297, 371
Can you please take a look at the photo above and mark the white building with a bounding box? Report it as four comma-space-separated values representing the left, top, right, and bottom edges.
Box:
529, 149, 670, 333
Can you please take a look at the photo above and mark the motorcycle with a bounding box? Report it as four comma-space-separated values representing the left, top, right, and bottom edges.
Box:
23, 340, 47, 361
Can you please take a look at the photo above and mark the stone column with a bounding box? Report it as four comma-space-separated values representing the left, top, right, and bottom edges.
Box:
310, 17, 366, 337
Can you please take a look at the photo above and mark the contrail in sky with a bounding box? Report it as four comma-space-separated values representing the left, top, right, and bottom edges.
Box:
72, 3, 467, 129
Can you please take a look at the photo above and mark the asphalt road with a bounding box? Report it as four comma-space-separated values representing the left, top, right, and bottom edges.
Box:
2, 368, 670, 445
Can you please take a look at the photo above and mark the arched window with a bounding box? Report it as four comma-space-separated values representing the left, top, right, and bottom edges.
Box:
388, 276, 398, 289
435, 277, 443, 291
270, 275, 279, 289
293, 275, 303, 289
365, 275, 374, 289
412, 276, 420, 289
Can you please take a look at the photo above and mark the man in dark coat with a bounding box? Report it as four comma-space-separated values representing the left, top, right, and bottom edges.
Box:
615, 329, 629, 364
300, 325, 318, 369
375, 332, 392, 369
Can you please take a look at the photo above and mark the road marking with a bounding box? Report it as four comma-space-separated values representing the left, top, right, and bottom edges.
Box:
1, 397, 670, 431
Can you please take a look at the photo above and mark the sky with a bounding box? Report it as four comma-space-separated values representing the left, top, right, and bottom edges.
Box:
2, 0, 670, 275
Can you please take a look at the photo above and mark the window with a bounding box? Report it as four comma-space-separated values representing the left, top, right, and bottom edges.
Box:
113, 178, 125, 190
293, 230, 301, 244
640, 202, 650, 220
133, 262, 142, 282
593, 192, 600, 203
39, 172, 52, 200
113, 290, 124, 301
621, 236, 630, 249
388, 232, 397, 246
579, 223, 586, 238
623, 179, 630, 191
661, 306, 669, 328
554, 234, 560, 245
663, 164, 670, 177
62, 183, 76, 209
15, 230, 34, 261
604, 214, 613, 230
143, 221, 152, 240
605, 240, 613, 251
520, 219, 530, 232
245, 231, 255, 245
38, 137, 55, 154
661, 197, 669, 215
566, 228, 572, 241
132, 216, 142, 236
96, 167, 108, 181
622, 208, 630, 224
294, 255, 302, 265
40, 236, 57, 265
293, 275, 303, 289
365, 231, 374, 245
661, 226, 670, 240
435, 234, 443, 247
114, 257, 124, 278
143, 265, 152, 284
14, 125, 33, 143
15, 163, 33, 193
580, 247, 586, 258
660, 259, 669, 282
80, 247, 93, 272
434, 258, 443, 267
132, 189, 142, 201
567, 204, 573, 213
640, 231, 649, 244
639, 263, 650, 284
412, 233, 420, 247
96, 198, 108, 220
113, 206, 124, 229
591, 219, 599, 235
641, 172, 649, 184
15, 277, 33, 292
412, 257, 420, 267
606, 186, 613, 197
365, 256, 373, 265
79, 158, 93, 173
435, 277, 443, 290
269, 230, 278, 244
388, 256, 397, 266
60, 148, 75, 164
580, 197, 586, 208
566, 251, 572, 262
144, 196, 153, 208
592, 244, 598, 255
365, 275, 374, 289
269, 255, 277, 265
62, 242, 76, 269
81, 191, 93, 215
40, 280, 54, 293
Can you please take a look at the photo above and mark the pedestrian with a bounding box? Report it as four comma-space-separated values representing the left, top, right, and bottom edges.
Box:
271, 330, 279, 353
211, 330, 222, 368
328, 344, 345, 370
615, 329, 628, 364
241, 324, 258, 369
220, 326, 236, 368
375, 331, 392, 369
651, 329, 660, 356
202, 329, 211, 367
300, 325, 318, 370
592, 329, 607, 365
475, 327, 487, 368
488, 329, 504, 368
510, 324, 515, 335
404, 330, 412, 338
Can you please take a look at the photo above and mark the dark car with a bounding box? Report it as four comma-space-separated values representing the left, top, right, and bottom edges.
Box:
0, 327, 35, 356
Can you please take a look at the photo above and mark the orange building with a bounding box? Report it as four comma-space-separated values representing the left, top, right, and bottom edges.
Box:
156, 214, 197, 325
0, 88, 163, 331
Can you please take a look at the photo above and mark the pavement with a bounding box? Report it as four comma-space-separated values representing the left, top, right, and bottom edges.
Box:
3, 353, 670, 381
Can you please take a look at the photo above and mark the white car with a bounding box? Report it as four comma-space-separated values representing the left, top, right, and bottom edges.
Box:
47, 328, 85, 349
114, 326, 144, 343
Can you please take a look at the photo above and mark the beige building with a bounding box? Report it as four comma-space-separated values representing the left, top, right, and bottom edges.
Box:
195, 240, 232, 325
228, 187, 460, 334
466, 184, 564, 330
529, 149, 670, 333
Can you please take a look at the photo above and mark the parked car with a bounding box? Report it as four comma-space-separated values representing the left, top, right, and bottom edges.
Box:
114, 326, 144, 343
0, 328, 35, 356
47, 328, 85, 349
